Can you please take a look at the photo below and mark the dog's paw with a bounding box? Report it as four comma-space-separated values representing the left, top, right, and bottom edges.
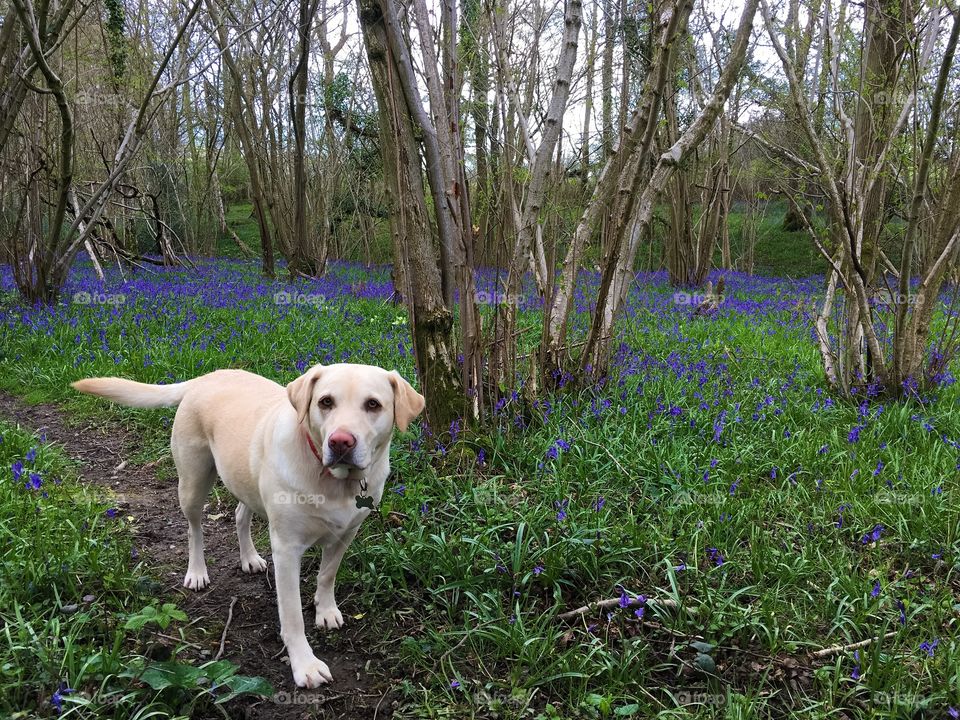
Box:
314, 604, 344, 630
291, 655, 333, 688
183, 569, 210, 590
240, 553, 268, 573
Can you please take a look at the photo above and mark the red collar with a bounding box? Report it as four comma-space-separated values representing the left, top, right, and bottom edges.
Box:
303, 429, 325, 465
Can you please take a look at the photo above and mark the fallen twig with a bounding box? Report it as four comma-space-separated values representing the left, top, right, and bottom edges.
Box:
214, 596, 238, 660
558, 596, 678, 621
372, 686, 390, 720
157, 632, 203, 650
810, 631, 898, 659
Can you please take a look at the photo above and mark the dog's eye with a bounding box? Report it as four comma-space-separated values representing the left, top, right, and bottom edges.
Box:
318, 396, 334, 408
365, 398, 382, 411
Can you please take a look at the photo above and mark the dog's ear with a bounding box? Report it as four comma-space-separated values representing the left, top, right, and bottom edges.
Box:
388, 371, 425, 432
287, 366, 324, 425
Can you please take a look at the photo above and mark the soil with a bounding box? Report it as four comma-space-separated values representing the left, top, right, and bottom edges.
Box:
0, 392, 402, 720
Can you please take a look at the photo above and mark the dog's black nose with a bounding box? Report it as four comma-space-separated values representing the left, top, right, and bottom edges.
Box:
328, 430, 356, 459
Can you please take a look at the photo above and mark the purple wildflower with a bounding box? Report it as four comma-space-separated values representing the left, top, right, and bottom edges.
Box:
919, 638, 939, 657
51, 683, 74, 713
861, 524, 884, 544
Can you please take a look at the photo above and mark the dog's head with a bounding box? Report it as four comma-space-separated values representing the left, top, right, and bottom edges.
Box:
287, 363, 424, 474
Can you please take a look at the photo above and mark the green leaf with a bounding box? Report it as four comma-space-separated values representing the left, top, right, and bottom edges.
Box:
201, 660, 241, 682
138, 661, 205, 690
689, 641, 715, 654
694, 653, 717, 674
161, 603, 188, 622
615, 704, 641, 715
214, 674, 275, 704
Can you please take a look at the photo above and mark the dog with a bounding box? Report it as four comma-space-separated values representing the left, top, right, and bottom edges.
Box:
72, 364, 425, 687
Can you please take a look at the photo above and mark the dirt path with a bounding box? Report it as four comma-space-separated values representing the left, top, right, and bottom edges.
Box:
0, 393, 398, 719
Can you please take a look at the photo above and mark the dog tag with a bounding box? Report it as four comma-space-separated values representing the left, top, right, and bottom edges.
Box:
355, 495, 375, 510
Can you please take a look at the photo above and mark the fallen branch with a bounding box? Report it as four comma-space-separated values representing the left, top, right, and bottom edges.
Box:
229, 229, 255, 257
156, 632, 203, 650
214, 596, 238, 661
810, 631, 898, 659
558, 595, 678, 621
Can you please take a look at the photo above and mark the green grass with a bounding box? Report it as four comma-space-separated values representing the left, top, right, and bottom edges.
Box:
1, 260, 959, 718
0, 421, 273, 718
215, 203, 264, 258
219, 198, 829, 276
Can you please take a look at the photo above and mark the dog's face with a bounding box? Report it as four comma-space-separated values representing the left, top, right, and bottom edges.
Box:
287, 364, 424, 473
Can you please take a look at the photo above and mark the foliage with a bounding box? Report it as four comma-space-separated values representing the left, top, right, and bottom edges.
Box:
2, 259, 958, 717
0, 421, 272, 717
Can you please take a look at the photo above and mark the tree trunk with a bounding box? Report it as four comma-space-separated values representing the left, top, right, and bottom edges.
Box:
542, 0, 692, 381
358, 0, 463, 430
288, 0, 326, 278
601, 0, 615, 158
580, 0, 759, 375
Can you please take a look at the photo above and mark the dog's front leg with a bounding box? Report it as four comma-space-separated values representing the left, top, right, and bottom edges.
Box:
314, 525, 360, 630
271, 532, 333, 687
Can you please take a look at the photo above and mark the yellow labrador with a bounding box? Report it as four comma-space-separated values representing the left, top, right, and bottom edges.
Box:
72, 364, 424, 687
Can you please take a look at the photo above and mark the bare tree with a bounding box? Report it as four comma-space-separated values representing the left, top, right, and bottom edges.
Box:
288, 0, 327, 278
489, 0, 583, 392
762, 0, 960, 395
546, 0, 759, 378
543, 0, 693, 379
358, 0, 476, 430
4, 0, 203, 302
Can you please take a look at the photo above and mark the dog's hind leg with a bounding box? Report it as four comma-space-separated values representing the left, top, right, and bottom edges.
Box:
236, 502, 267, 573
172, 438, 217, 591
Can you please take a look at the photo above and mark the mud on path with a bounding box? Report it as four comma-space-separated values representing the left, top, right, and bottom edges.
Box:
0, 392, 403, 719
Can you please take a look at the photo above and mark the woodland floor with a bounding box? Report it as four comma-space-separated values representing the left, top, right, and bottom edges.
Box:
0, 392, 401, 719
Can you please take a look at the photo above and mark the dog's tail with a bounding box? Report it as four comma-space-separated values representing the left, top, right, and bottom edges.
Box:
72, 376, 195, 408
